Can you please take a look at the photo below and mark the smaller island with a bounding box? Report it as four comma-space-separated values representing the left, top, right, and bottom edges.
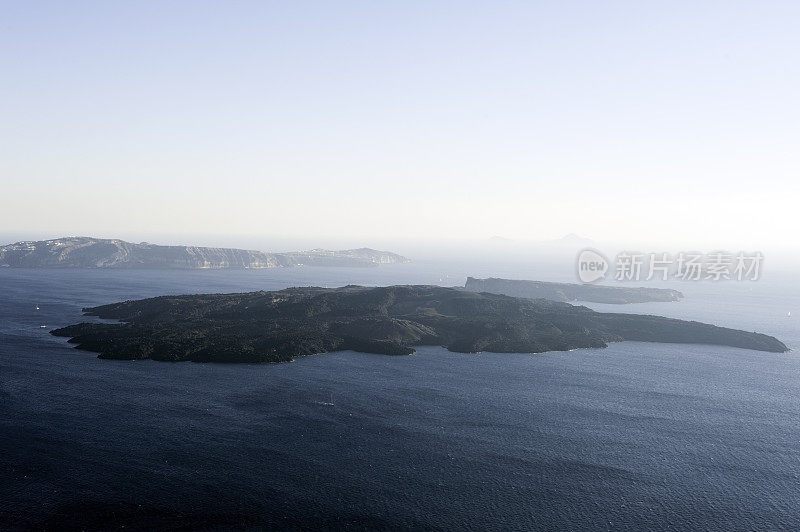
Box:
52, 285, 786, 363
465, 277, 683, 304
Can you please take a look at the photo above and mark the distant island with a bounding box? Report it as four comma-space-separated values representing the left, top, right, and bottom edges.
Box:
0, 237, 409, 269
51, 285, 787, 363
465, 277, 683, 304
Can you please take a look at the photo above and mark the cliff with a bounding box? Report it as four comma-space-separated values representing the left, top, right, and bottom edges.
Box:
0, 237, 410, 269
51, 285, 787, 363
465, 277, 683, 304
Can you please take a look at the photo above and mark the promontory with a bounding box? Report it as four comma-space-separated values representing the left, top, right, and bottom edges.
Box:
465, 277, 683, 304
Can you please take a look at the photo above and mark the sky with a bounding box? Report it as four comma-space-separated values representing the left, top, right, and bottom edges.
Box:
2, 1, 799, 249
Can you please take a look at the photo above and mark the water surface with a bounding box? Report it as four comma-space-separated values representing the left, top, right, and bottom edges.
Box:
1, 266, 799, 529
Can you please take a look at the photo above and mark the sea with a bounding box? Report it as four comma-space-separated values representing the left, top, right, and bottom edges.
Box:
1, 261, 799, 530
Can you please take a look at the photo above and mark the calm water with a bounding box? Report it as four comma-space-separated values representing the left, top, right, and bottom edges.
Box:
1, 265, 799, 530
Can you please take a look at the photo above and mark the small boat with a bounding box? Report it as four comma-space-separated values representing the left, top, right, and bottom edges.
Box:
39, 325, 47, 328
35, 305, 40, 311
316, 393, 334, 407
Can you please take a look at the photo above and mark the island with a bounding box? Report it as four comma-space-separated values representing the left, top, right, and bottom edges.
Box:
51, 285, 787, 363
465, 277, 683, 304
0, 237, 409, 269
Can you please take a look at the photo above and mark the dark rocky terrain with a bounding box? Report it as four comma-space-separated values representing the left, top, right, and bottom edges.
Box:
466, 277, 683, 304
51, 285, 787, 363
0, 237, 409, 269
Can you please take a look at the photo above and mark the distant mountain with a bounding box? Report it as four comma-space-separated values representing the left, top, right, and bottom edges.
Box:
465, 277, 682, 304
549, 233, 595, 247
0, 237, 410, 269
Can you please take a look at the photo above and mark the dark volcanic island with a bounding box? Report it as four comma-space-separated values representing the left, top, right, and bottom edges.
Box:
52, 286, 788, 363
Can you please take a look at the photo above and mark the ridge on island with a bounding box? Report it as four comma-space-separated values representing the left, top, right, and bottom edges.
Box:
465, 277, 683, 304
0, 237, 410, 269
51, 285, 787, 363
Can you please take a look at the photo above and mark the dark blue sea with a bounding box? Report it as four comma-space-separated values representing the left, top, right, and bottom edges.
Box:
2, 264, 799, 530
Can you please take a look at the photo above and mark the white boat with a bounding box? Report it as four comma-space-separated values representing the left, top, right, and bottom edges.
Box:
316, 393, 334, 406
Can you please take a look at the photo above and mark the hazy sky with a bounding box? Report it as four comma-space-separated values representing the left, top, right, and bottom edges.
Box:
2, 1, 798, 248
